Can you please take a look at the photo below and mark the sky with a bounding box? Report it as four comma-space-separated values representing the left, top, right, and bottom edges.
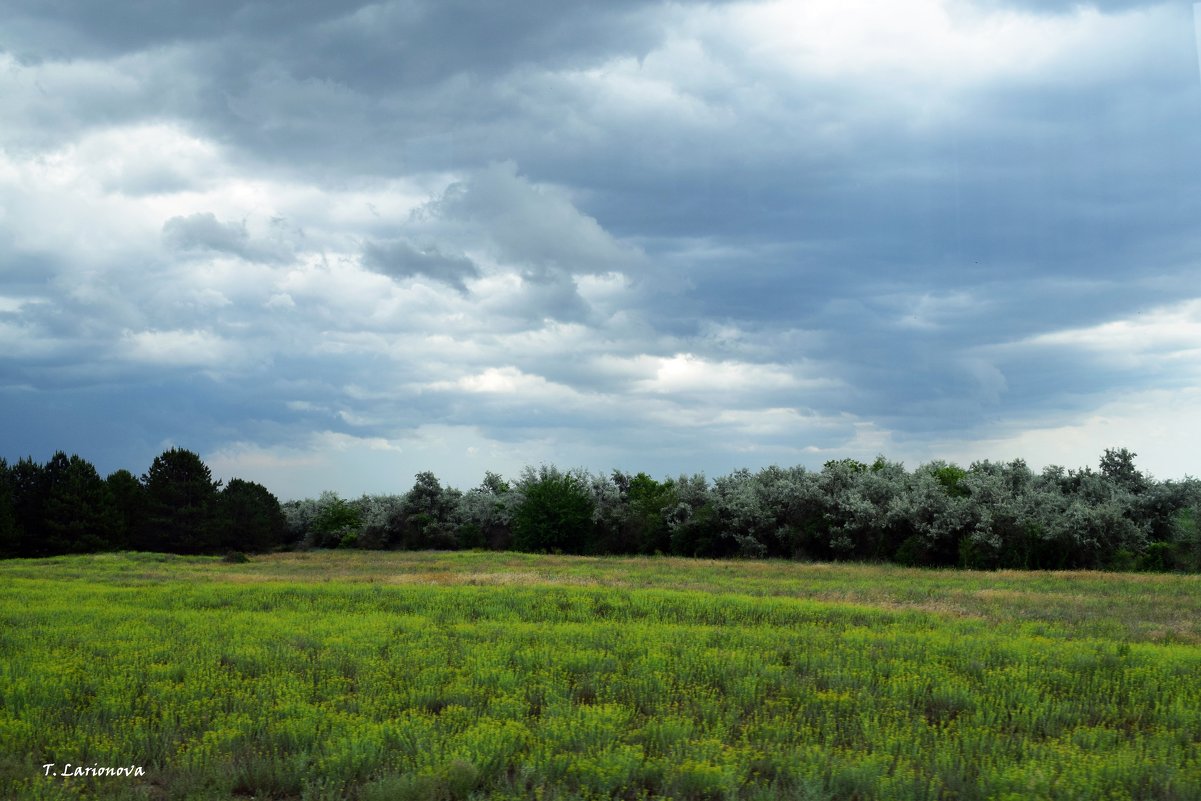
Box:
2, 0, 1200, 500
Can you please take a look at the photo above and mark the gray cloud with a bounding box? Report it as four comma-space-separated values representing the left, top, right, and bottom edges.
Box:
361, 239, 479, 292
415, 162, 649, 277
3, 0, 1200, 492
162, 213, 294, 263
163, 212, 250, 254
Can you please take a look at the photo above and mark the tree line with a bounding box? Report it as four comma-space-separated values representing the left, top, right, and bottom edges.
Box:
282, 448, 1201, 571
0, 448, 287, 558
3, 446, 1199, 571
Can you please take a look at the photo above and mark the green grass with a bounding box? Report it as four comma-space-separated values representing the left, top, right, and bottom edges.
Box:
2, 551, 1199, 800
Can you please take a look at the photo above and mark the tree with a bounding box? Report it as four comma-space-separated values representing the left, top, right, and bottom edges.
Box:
218, 479, 288, 552
1100, 447, 1146, 494
709, 469, 771, 558
587, 471, 626, 554
666, 473, 721, 557
891, 463, 972, 566
0, 459, 17, 557
140, 448, 222, 553
816, 458, 904, 560
42, 452, 107, 554
931, 463, 969, 498
384, 472, 461, 550
10, 457, 49, 557
512, 465, 594, 554
308, 492, 362, 548
623, 472, 676, 554
355, 494, 405, 549
455, 472, 516, 550
957, 459, 1039, 569
101, 469, 145, 550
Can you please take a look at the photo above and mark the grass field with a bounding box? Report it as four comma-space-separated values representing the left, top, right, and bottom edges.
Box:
1, 551, 1199, 800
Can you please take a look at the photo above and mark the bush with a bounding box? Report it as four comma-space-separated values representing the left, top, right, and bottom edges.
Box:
513, 466, 595, 554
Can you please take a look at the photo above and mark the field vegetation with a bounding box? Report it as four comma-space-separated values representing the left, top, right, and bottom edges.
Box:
2, 551, 1199, 800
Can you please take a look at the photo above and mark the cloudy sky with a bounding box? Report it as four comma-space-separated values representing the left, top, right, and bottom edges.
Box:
2, 0, 1200, 499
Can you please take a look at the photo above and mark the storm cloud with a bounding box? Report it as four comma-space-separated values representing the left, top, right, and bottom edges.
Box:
2, 0, 1199, 497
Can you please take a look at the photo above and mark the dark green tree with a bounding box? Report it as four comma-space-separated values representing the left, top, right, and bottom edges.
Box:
218, 479, 288, 552
10, 457, 49, 557
42, 452, 107, 553
512, 465, 595, 554
1100, 447, 1146, 494
308, 492, 362, 548
600, 473, 677, 554
0, 459, 17, 557
628, 473, 676, 554
101, 469, 145, 550
931, 463, 969, 498
140, 448, 222, 553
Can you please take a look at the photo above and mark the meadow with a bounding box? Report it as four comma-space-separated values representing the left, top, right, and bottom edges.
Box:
1, 551, 1199, 800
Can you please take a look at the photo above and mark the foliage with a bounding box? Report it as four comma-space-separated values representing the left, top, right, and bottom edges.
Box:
4, 446, 1201, 572
218, 479, 289, 553
354, 493, 406, 550
0, 459, 15, 558
10, 456, 50, 556
141, 447, 222, 554
1100, 446, 1147, 493
387, 472, 463, 550
666, 473, 721, 557
102, 468, 144, 550
512, 465, 595, 554
41, 452, 108, 554
620, 471, 677, 555
308, 492, 364, 549
456, 473, 517, 551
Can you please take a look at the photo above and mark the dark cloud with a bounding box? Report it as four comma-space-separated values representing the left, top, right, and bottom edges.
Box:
0, 1, 366, 59
274, 0, 663, 91
361, 239, 480, 292
3, 0, 1200, 492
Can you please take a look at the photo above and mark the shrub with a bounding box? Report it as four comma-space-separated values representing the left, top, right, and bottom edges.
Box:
512, 466, 595, 554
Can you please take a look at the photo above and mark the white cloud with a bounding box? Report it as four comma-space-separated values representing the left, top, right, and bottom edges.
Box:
601, 352, 833, 396
117, 328, 237, 367
431, 366, 565, 396
548, 40, 737, 131
1014, 298, 1201, 371
422, 366, 616, 421
265, 293, 296, 310
71, 123, 225, 196
722, 0, 1154, 88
